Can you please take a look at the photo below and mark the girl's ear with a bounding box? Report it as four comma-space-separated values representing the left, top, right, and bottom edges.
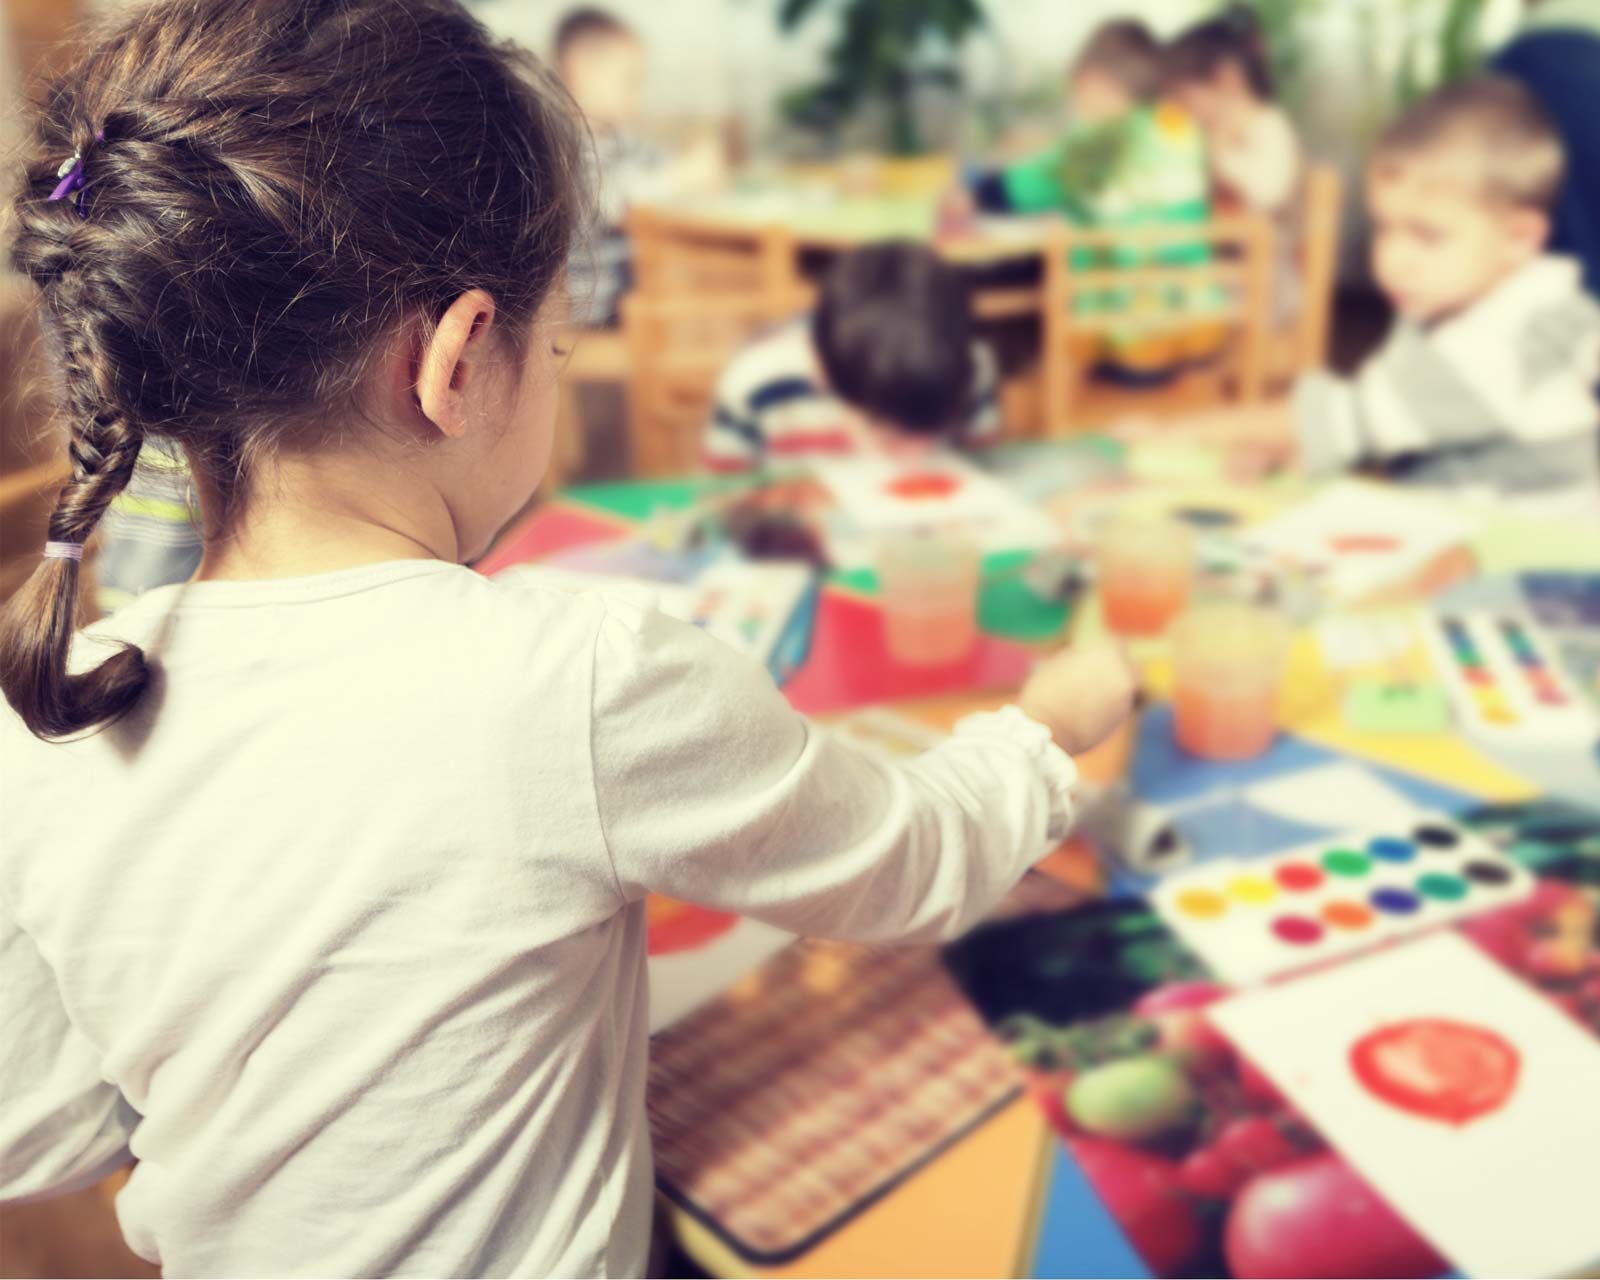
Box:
416, 289, 497, 440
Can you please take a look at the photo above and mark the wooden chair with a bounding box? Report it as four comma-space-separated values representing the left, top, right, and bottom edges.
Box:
1271, 162, 1344, 386
627, 206, 800, 299
549, 204, 801, 486
621, 208, 807, 476
547, 326, 629, 489
620, 282, 815, 476
1036, 214, 1276, 433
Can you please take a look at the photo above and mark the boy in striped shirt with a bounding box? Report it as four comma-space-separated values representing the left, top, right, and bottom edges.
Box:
703, 242, 1001, 473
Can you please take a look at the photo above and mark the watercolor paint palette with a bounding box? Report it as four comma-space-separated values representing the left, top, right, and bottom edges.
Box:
1149, 817, 1534, 984
1424, 608, 1598, 746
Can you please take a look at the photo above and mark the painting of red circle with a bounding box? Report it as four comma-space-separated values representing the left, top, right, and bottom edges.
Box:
885, 471, 962, 500
646, 896, 740, 955
1349, 1017, 1519, 1126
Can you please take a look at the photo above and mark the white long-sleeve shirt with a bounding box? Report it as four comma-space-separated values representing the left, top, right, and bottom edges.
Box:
0, 560, 1073, 1277
1293, 254, 1600, 494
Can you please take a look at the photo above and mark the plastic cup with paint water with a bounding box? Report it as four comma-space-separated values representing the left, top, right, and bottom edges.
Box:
1098, 513, 1194, 637
1171, 603, 1292, 761
877, 530, 981, 667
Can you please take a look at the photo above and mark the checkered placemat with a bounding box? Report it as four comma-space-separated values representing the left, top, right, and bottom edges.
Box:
647, 873, 1078, 1263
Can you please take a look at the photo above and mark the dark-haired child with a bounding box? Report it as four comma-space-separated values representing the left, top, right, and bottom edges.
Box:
0, 2, 1134, 1274
703, 241, 999, 472
1165, 7, 1303, 222
960, 20, 1219, 379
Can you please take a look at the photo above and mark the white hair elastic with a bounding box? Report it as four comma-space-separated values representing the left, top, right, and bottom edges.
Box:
42, 541, 85, 561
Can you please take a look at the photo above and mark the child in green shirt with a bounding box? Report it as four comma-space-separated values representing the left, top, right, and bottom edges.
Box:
966, 20, 1222, 380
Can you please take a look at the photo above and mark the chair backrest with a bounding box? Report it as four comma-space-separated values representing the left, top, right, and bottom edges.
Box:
1038, 213, 1276, 430
621, 206, 808, 476
621, 283, 815, 477
627, 206, 800, 298
1289, 162, 1344, 378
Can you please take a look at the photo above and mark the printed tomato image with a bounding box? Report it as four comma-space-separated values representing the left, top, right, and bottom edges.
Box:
1349, 1018, 1520, 1126
1224, 1152, 1447, 1279
1067, 1138, 1206, 1276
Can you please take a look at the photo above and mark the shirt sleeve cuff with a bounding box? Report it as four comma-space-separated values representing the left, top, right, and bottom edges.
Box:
952, 706, 1079, 843
1292, 371, 1364, 475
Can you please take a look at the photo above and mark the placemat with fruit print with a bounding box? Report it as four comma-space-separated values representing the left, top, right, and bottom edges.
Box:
941, 798, 1600, 1280
646, 873, 1077, 1264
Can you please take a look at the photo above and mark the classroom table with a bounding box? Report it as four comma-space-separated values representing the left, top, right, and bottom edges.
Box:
478, 446, 1600, 1278
637, 183, 1059, 270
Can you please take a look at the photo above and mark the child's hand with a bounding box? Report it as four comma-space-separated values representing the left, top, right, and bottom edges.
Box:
1019, 639, 1138, 757
935, 185, 978, 239
1227, 434, 1297, 482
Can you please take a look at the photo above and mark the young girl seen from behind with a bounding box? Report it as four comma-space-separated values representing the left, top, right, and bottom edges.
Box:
0, 2, 1132, 1275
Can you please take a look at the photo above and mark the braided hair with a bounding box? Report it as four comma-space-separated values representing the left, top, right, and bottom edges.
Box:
2, 0, 583, 740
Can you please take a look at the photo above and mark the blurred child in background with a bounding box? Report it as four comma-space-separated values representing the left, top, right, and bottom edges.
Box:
1165, 7, 1302, 223
957, 20, 1219, 382
556, 7, 724, 326
91, 440, 203, 615
1166, 76, 1600, 499
703, 241, 999, 473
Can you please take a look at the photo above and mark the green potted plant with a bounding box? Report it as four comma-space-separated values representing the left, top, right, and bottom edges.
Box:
775, 0, 991, 156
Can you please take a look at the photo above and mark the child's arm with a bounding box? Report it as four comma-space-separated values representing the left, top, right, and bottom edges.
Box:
588, 607, 1132, 944
0, 907, 137, 1204
1295, 294, 1600, 478
701, 373, 762, 474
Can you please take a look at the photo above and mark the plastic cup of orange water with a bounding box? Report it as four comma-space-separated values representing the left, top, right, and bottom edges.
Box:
877, 530, 981, 667
1171, 603, 1292, 761
1098, 513, 1194, 636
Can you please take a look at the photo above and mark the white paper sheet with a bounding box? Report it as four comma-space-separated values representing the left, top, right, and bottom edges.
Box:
1242, 762, 1425, 831
1244, 482, 1477, 603
813, 454, 1063, 569
1211, 933, 1600, 1278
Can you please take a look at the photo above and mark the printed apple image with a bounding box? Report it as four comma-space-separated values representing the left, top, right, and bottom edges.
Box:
1066, 1055, 1199, 1142
1349, 1017, 1519, 1126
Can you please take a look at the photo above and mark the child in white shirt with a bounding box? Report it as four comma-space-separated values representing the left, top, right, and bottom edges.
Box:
1160, 76, 1600, 497
1164, 7, 1303, 222
556, 8, 724, 326
0, 2, 1132, 1276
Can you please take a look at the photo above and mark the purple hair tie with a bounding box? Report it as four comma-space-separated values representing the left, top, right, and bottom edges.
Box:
47, 131, 104, 216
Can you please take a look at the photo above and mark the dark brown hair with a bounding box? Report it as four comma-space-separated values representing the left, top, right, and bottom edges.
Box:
1166, 7, 1276, 101
1373, 75, 1564, 211
1072, 19, 1164, 104
554, 7, 634, 68
811, 240, 976, 437
1, 0, 582, 741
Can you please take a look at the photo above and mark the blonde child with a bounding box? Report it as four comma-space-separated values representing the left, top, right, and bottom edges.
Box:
1166, 76, 1600, 497
556, 7, 723, 326
1164, 7, 1303, 222
0, 2, 1133, 1276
